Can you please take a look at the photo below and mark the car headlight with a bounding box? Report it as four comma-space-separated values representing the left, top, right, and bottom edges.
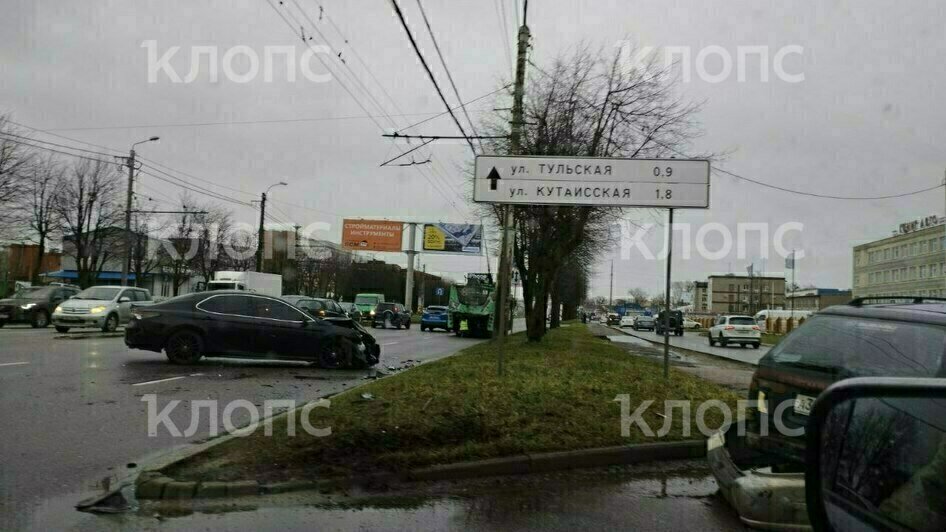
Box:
89, 306, 107, 314
369, 310, 376, 315
757, 391, 768, 414
20, 303, 36, 310
53, 305, 63, 314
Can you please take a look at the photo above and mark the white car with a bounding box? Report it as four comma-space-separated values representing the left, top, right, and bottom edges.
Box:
708, 315, 761, 348
52, 286, 153, 333
683, 318, 701, 329
619, 315, 635, 328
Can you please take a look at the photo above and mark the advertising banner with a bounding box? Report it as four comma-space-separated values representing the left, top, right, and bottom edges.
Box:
422, 223, 483, 254
342, 219, 403, 252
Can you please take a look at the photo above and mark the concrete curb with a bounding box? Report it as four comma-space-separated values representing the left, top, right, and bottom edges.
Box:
135, 439, 707, 500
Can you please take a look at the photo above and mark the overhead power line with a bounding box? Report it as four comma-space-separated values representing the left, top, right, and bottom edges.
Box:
414, 0, 484, 150
388, 0, 477, 155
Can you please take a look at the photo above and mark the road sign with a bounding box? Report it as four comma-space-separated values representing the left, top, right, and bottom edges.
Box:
473, 155, 710, 208
435, 287, 444, 296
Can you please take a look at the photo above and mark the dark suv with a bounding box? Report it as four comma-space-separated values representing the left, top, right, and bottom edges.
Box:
654, 309, 684, 336
746, 297, 946, 465
0, 285, 80, 328
372, 302, 411, 329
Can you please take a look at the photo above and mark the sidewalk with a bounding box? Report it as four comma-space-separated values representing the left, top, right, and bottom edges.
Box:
588, 323, 755, 394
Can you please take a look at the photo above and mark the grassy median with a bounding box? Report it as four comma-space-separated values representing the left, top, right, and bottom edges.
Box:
166, 324, 740, 484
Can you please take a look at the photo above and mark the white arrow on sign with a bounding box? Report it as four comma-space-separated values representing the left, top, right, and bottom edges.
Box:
473, 155, 710, 208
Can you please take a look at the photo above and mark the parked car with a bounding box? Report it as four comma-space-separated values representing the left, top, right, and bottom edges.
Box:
339, 302, 362, 321
420, 305, 448, 331
654, 309, 684, 336
619, 315, 635, 328
52, 286, 153, 333
708, 315, 760, 348
682, 317, 701, 329
372, 302, 411, 329
124, 291, 380, 368
708, 297, 946, 529
0, 285, 80, 328
281, 296, 346, 318
633, 314, 655, 331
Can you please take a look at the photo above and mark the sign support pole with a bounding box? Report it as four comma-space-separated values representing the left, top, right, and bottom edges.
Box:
405, 223, 417, 312
663, 208, 674, 380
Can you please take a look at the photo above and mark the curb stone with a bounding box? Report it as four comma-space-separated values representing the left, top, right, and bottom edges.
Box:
136, 439, 707, 500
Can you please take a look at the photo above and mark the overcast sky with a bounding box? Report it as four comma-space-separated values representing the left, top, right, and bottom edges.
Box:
3, 0, 945, 297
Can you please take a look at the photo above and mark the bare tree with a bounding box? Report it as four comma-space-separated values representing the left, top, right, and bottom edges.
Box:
628, 287, 649, 307
18, 154, 65, 283
55, 159, 124, 288
190, 204, 234, 286
0, 115, 34, 231
480, 44, 708, 341
129, 208, 171, 289
157, 196, 200, 296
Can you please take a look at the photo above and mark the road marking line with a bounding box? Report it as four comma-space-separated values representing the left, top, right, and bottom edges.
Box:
0, 362, 29, 367
382, 342, 399, 346
131, 376, 187, 386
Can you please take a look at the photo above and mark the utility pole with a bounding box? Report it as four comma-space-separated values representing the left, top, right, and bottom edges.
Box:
609, 259, 614, 308
120, 148, 137, 287
495, 0, 529, 377
662, 209, 674, 379
405, 223, 418, 312
255, 192, 267, 272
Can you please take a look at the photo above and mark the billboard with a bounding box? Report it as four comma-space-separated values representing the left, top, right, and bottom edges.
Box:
422, 223, 483, 255
342, 219, 403, 252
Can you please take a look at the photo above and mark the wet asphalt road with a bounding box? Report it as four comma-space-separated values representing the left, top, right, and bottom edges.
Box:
51, 459, 747, 531
605, 323, 771, 365
0, 321, 520, 531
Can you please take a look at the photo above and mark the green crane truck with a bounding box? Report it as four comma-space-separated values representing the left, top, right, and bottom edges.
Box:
447, 273, 496, 338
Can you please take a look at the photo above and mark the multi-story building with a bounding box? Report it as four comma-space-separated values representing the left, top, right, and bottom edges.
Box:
852, 215, 946, 300
785, 288, 851, 311
704, 273, 786, 315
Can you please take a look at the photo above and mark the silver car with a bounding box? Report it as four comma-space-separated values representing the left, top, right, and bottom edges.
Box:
52, 286, 153, 333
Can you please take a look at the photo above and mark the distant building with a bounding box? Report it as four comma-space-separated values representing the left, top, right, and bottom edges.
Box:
852, 214, 946, 300
703, 273, 786, 315
785, 288, 852, 311
4, 244, 62, 281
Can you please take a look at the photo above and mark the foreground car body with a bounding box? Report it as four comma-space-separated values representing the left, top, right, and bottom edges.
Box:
125, 291, 379, 368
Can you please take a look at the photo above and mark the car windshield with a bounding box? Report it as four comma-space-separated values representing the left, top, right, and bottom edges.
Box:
73, 287, 121, 301
767, 315, 946, 377
355, 296, 379, 305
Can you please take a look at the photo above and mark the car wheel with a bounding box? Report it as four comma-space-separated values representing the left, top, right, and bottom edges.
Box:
420, 325, 426, 332
102, 313, 119, 333
0, 320, 5, 328
708, 335, 715, 346
405, 321, 411, 330
718, 334, 727, 347
165, 330, 204, 364
31, 310, 50, 329
317, 339, 349, 369
55, 326, 70, 333
753, 343, 760, 349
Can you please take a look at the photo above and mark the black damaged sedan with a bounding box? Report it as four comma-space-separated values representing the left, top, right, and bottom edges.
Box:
125, 291, 380, 368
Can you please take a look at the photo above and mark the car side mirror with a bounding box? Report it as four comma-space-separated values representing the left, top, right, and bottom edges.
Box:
119, 296, 131, 303
805, 377, 946, 532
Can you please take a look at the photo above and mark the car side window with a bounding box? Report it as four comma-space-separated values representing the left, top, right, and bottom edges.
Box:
199, 295, 252, 316
251, 297, 304, 322
132, 290, 147, 302
118, 289, 133, 302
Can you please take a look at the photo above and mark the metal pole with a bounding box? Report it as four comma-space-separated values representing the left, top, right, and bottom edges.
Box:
405, 223, 417, 311
663, 208, 674, 379
255, 192, 267, 272
120, 148, 136, 287
609, 259, 614, 308
790, 249, 795, 319
496, 2, 529, 377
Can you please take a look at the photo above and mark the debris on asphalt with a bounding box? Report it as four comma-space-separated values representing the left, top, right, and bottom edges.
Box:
360, 393, 375, 401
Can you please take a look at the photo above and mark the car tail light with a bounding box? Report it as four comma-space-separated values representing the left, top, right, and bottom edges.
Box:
752, 325, 760, 330
724, 325, 735, 330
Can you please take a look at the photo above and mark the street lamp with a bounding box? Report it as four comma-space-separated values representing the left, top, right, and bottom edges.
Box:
256, 181, 289, 272
121, 136, 162, 287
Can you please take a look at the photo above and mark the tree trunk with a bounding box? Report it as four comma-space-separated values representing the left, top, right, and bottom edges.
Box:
32, 236, 46, 285
549, 280, 561, 329
526, 271, 550, 342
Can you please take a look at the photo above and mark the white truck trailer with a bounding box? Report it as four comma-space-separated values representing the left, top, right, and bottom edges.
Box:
207, 271, 283, 297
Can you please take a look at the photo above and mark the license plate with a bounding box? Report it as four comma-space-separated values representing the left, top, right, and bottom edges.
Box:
793, 394, 815, 416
